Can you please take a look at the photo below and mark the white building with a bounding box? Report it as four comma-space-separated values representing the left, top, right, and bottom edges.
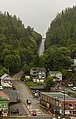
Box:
49, 71, 62, 81
30, 67, 46, 83
1, 74, 13, 87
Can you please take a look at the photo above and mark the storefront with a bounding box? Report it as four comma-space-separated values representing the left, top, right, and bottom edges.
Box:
0, 91, 9, 116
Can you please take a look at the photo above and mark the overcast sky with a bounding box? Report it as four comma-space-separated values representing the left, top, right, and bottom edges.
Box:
0, 0, 76, 36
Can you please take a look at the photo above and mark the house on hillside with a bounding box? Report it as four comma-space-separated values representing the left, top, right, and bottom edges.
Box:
49, 71, 62, 82
30, 67, 46, 83
1, 74, 13, 87
0, 91, 10, 116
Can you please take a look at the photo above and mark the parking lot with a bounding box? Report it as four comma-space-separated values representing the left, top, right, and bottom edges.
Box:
10, 102, 27, 116
2, 87, 27, 116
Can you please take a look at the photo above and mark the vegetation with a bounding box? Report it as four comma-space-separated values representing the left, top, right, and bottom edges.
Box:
0, 11, 42, 76
45, 6, 76, 49
25, 81, 43, 87
39, 6, 76, 81
45, 76, 54, 90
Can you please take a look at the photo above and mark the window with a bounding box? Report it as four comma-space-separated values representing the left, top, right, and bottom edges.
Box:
56, 101, 58, 106
69, 104, 72, 107
4, 80, 8, 83
2, 104, 6, 107
45, 96, 47, 101
74, 104, 76, 107
59, 102, 61, 107
73, 111, 76, 114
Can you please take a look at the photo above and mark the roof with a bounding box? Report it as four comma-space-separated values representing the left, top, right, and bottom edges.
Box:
49, 71, 62, 75
1, 73, 13, 81
41, 92, 76, 102
1, 73, 9, 80
30, 67, 46, 73
0, 91, 9, 101
3, 88, 19, 102
29, 85, 45, 90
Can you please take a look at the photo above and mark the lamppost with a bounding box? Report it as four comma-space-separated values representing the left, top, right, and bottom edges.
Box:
63, 91, 65, 117
62, 91, 65, 119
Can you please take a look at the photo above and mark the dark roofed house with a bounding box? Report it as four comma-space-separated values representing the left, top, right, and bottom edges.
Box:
30, 67, 46, 83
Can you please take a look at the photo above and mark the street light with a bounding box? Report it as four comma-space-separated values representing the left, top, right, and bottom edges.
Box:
63, 91, 65, 117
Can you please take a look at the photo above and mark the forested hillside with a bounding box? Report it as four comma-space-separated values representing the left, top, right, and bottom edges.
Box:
42, 6, 76, 78
45, 6, 76, 49
0, 12, 42, 75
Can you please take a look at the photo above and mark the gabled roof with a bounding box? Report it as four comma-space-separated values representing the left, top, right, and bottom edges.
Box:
49, 71, 62, 75
41, 92, 76, 102
1, 73, 9, 80
1, 73, 13, 81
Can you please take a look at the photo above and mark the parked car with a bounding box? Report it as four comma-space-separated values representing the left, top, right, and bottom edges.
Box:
11, 109, 19, 114
71, 87, 76, 91
0, 85, 3, 90
31, 110, 37, 116
26, 99, 31, 104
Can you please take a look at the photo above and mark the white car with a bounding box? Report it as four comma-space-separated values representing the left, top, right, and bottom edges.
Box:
71, 87, 76, 91
0, 85, 3, 90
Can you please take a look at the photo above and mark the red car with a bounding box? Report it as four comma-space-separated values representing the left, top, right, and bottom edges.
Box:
31, 110, 37, 116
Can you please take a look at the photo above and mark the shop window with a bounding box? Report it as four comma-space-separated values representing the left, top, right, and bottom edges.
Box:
56, 101, 58, 106
2, 104, 6, 107
73, 111, 76, 114
3, 110, 7, 113
74, 104, 76, 107
69, 104, 72, 107
59, 102, 61, 107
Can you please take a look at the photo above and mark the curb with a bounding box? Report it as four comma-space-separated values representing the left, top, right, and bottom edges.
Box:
39, 104, 45, 109
1, 115, 31, 118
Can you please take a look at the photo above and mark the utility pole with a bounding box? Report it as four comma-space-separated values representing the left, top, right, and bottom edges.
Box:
64, 91, 65, 117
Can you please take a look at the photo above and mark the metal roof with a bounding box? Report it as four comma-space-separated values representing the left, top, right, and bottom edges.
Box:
41, 92, 76, 102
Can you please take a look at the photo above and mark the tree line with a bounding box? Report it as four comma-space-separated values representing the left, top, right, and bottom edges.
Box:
39, 6, 76, 83
0, 11, 42, 76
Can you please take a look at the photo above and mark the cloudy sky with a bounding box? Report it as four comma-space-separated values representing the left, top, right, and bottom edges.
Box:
0, 0, 76, 36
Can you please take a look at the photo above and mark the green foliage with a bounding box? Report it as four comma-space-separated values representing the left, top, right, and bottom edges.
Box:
44, 47, 72, 71
25, 81, 43, 86
45, 6, 76, 49
22, 64, 29, 74
0, 67, 8, 76
0, 11, 42, 74
43, 6, 76, 72
45, 76, 54, 90
4, 54, 21, 73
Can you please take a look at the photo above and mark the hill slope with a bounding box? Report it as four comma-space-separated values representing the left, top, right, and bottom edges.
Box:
0, 12, 42, 75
